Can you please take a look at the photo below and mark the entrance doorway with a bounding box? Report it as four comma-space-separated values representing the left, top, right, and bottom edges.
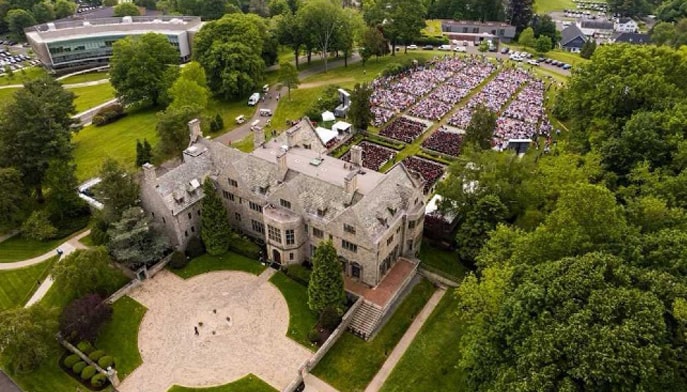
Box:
272, 249, 282, 264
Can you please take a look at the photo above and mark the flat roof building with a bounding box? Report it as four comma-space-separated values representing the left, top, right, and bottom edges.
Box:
441, 19, 517, 42
25, 15, 202, 70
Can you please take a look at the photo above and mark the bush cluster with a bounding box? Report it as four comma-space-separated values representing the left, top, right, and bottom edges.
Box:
63, 354, 80, 368
72, 361, 87, 374
412, 35, 449, 46
169, 251, 189, 269
88, 350, 105, 361
93, 103, 125, 126
80, 365, 96, 380
185, 236, 205, 259
228, 234, 261, 259
76, 341, 94, 354
98, 355, 114, 369
91, 373, 108, 387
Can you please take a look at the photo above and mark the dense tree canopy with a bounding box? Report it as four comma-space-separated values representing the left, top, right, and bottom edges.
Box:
110, 33, 179, 107
51, 247, 125, 299
0, 306, 57, 373
0, 75, 76, 201
95, 158, 140, 223
107, 207, 170, 268
348, 82, 373, 132
308, 240, 346, 315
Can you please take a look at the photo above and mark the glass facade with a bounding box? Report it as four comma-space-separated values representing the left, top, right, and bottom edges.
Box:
47, 34, 181, 66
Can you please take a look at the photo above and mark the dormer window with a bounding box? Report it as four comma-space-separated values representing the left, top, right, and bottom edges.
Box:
344, 224, 356, 234
317, 208, 327, 217
259, 186, 268, 194
228, 178, 238, 187
280, 199, 292, 209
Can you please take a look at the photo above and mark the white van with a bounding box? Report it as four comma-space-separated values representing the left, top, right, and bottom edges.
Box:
438, 44, 452, 51
262, 84, 269, 93
248, 93, 260, 106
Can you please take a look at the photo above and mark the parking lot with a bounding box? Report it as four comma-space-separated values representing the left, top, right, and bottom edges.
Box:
0, 42, 40, 75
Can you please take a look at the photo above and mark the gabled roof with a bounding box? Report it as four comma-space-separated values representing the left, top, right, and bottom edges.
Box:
560, 25, 587, 46
580, 20, 614, 30
612, 32, 650, 44
618, 17, 634, 24
153, 144, 214, 215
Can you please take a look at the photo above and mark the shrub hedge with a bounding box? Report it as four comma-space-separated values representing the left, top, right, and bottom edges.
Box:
185, 236, 205, 259
77, 341, 95, 354
91, 373, 108, 387
88, 350, 105, 361
228, 234, 261, 259
80, 365, 96, 380
92, 103, 125, 126
72, 361, 87, 374
98, 355, 114, 369
63, 354, 81, 368
169, 251, 188, 269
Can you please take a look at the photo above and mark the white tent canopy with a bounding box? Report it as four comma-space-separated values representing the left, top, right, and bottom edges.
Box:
321, 111, 336, 122
315, 127, 338, 145
332, 121, 351, 133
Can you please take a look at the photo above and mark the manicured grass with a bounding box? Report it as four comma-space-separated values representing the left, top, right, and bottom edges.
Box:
0, 87, 18, 103
167, 374, 277, 392
96, 296, 147, 379
312, 279, 436, 392
380, 291, 467, 392
534, 0, 576, 13
206, 97, 256, 135
0, 256, 58, 310
0, 66, 46, 86
68, 82, 115, 113
171, 251, 266, 279
78, 233, 94, 247
0, 235, 64, 263
232, 134, 254, 152
72, 108, 159, 181
419, 245, 469, 282
269, 272, 318, 351
270, 86, 326, 137
59, 71, 110, 84
6, 343, 88, 392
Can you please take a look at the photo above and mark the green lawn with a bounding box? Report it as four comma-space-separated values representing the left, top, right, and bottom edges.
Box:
380, 290, 467, 392
0, 66, 46, 86
59, 71, 110, 84
72, 108, 159, 181
270, 86, 326, 137
534, 0, 576, 13
96, 296, 147, 379
0, 235, 64, 263
269, 272, 318, 351
78, 233, 94, 247
167, 374, 277, 392
312, 279, 436, 392
6, 343, 90, 392
0, 87, 18, 103
171, 251, 266, 279
418, 245, 469, 282
68, 82, 116, 113
0, 256, 58, 311
206, 97, 256, 136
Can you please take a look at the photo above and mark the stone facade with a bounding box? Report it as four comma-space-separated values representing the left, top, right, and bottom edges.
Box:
140, 119, 427, 287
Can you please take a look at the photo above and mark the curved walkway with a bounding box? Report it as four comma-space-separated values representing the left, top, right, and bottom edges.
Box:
0, 230, 91, 271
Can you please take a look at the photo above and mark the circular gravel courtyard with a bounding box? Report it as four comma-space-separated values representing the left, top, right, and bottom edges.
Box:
118, 269, 311, 392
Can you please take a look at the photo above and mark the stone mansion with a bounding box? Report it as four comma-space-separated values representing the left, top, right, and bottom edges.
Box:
140, 119, 427, 288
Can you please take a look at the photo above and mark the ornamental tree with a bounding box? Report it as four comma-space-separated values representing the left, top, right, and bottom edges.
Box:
307, 240, 346, 314
200, 178, 232, 255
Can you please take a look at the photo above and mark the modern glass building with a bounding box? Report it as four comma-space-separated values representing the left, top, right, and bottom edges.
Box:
25, 16, 202, 70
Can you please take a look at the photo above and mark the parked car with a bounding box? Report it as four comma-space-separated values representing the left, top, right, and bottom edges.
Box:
454, 46, 467, 52
500, 47, 510, 54
422, 45, 434, 50
527, 59, 539, 66
562, 64, 572, 70
407, 44, 418, 50
438, 44, 452, 51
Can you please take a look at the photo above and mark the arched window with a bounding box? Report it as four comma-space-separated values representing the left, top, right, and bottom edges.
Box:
351, 262, 361, 279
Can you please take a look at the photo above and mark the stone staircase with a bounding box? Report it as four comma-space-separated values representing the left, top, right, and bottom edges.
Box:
348, 301, 384, 340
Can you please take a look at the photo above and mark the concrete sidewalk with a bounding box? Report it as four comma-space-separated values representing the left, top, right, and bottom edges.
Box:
0, 229, 90, 271
364, 288, 446, 392
303, 373, 339, 392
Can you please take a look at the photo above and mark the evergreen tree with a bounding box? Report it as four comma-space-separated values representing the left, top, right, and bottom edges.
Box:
506, 0, 534, 34
307, 240, 346, 314
213, 113, 224, 132
107, 207, 170, 268
136, 139, 153, 167
349, 83, 373, 132
200, 178, 232, 255
535, 35, 552, 53
464, 104, 497, 150
580, 39, 597, 59
136, 140, 144, 166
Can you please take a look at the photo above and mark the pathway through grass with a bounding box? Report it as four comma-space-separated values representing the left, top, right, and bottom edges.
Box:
167, 374, 277, 392
0, 256, 58, 310
312, 279, 436, 391
0, 235, 64, 263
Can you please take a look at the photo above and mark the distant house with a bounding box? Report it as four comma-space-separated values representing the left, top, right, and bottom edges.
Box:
560, 24, 587, 52
611, 32, 651, 44
578, 19, 614, 38
614, 17, 638, 33
440, 20, 517, 43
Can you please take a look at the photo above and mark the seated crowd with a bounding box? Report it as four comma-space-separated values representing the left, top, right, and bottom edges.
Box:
421, 126, 464, 156
493, 78, 550, 149
402, 156, 446, 193
379, 116, 428, 144
342, 141, 397, 171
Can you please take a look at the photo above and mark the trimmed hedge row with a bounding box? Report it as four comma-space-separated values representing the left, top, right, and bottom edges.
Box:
61, 341, 118, 390
93, 103, 125, 126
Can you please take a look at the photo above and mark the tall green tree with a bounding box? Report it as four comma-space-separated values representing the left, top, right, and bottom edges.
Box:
506, 0, 533, 33
349, 82, 373, 132
0, 167, 25, 227
156, 105, 201, 156
113, 2, 140, 16
31, 2, 54, 23
517, 26, 536, 47
455, 194, 508, 266
307, 240, 346, 315
534, 34, 552, 53
54, 0, 76, 18
360, 26, 387, 64
0, 76, 76, 202
95, 158, 140, 224
107, 207, 170, 268
200, 178, 232, 255
579, 38, 596, 58
193, 13, 266, 99
110, 33, 179, 107
278, 61, 299, 99
5, 9, 35, 40
530, 14, 558, 43
297, 0, 344, 71
45, 160, 88, 222
275, 12, 305, 69
0, 306, 57, 373
51, 247, 124, 300
464, 104, 497, 150
135, 139, 153, 167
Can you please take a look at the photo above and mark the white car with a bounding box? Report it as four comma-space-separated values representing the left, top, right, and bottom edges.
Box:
407, 44, 418, 50
453, 46, 467, 52
527, 59, 539, 66
438, 44, 452, 51
509, 54, 522, 62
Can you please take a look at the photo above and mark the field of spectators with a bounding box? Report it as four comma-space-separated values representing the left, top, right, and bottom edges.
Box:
402, 156, 446, 193
493, 78, 551, 149
421, 126, 464, 156
379, 116, 429, 144
342, 141, 397, 171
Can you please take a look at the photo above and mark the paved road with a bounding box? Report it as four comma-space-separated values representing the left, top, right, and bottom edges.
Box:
214, 53, 362, 146
0, 229, 90, 271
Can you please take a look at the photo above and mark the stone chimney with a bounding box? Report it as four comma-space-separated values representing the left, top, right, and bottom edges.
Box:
188, 118, 202, 144
142, 162, 156, 184
286, 129, 295, 148
253, 127, 265, 149
350, 145, 363, 167
277, 150, 288, 180
344, 171, 357, 194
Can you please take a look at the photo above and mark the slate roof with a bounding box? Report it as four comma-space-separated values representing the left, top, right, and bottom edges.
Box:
561, 25, 587, 46
153, 144, 214, 215
580, 20, 614, 30
612, 32, 650, 44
